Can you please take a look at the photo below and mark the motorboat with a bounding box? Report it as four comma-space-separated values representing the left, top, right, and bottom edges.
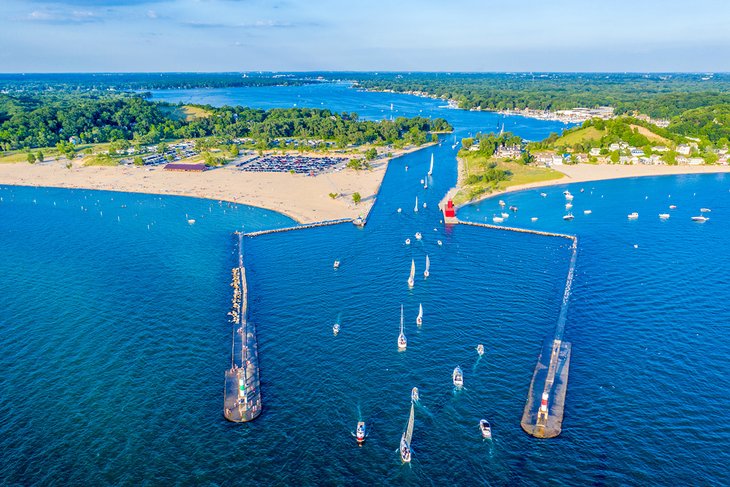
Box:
500, 212, 509, 218
479, 419, 492, 439
437, 240, 443, 246
700, 208, 711, 213
477, 344, 484, 356
563, 213, 574, 221
187, 219, 196, 225
356, 421, 366, 445
397, 208, 402, 213
333, 260, 340, 269
423, 202, 427, 208
405, 238, 411, 245
669, 205, 677, 210
415, 232, 422, 240
540, 193, 547, 197
509, 205, 518, 212
420, 179, 425, 185
416, 303, 423, 325
659, 213, 670, 220
565, 203, 573, 210
692, 215, 709, 222
398, 305, 407, 350
583, 210, 592, 215
411, 387, 419, 402
628, 212, 639, 220
353, 216, 365, 227
531, 217, 538, 222
492, 216, 504, 223
499, 200, 506, 207
565, 193, 574, 201
452, 366, 464, 388
333, 323, 340, 336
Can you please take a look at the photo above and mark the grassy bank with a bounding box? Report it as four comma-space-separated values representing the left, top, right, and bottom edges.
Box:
453, 154, 563, 206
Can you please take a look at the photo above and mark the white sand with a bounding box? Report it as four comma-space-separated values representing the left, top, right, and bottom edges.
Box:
0, 146, 427, 223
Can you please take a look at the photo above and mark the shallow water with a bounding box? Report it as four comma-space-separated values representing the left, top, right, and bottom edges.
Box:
2, 85, 729, 485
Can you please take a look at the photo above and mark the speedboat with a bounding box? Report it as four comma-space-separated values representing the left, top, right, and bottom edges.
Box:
531, 217, 538, 222
509, 205, 518, 212
659, 213, 670, 220
583, 210, 592, 215
400, 435, 411, 463
565, 203, 573, 210
479, 419, 492, 439
692, 215, 709, 222
353, 216, 365, 227
498, 200, 506, 207
356, 421, 366, 444
700, 208, 711, 213
563, 213, 574, 221
452, 366, 464, 388
669, 205, 677, 210
437, 240, 443, 246
333, 260, 340, 269
492, 216, 504, 223
477, 344, 484, 356
423, 202, 427, 209
333, 323, 340, 335
628, 212, 639, 220
405, 238, 411, 245
187, 219, 196, 225
411, 387, 419, 402
415, 232, 422, 240
540, 193, 547, 197
397, 208, 402, 213
565, 193, 574, 201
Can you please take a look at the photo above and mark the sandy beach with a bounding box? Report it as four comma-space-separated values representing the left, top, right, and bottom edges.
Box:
0, 146, 430, 224
456, 163, 730, 207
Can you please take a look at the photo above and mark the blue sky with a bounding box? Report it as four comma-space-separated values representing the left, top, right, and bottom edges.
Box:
1, 0, 729, 72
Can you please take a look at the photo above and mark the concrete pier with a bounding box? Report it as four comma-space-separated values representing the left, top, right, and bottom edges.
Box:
245, 218, 352, 238
223, 232, 262, 422
520, 236, 578, 438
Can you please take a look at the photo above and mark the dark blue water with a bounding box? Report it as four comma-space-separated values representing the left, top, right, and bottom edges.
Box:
2, 85, 728, 485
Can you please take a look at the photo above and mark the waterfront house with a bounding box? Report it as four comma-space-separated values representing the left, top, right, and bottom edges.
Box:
652, 146, 669, 152
688, 157, 705, 165
677, 144, 691, 155
589, 148, 601, 156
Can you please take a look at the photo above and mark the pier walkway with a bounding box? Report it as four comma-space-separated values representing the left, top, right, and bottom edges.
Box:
457, 218, 577, 438
223, 232, 262, 422
245, 218, 354, 238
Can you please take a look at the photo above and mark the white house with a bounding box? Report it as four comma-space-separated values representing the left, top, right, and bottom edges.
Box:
688, 157, 705, 165
589, 148, 601, 156
677, 144, 691, 155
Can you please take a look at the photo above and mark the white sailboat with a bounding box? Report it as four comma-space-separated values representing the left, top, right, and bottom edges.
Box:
414, 196, 419, 213
428, 154, 434, 176
416, 303, 423, 326
424, 175, 428, 189
398, 305, 407, 351
400, 402, 415, 463
423, 255, 430, 278
407, 259, 415, 288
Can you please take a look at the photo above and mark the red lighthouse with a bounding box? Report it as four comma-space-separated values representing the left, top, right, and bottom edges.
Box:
443, 199, 457, 223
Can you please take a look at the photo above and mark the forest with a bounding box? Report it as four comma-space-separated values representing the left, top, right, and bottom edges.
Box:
0, 92, 452, 151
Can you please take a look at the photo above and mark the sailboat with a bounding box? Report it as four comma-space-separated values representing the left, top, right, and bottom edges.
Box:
398, 305, 407, 351
400, 402, 415, 463
414, 196, 419, 213
407, 259, 415, 288
424, 175, 428, 189
423, 255, 430, 278
428, 154, 434, 176
416, 303, 423, 326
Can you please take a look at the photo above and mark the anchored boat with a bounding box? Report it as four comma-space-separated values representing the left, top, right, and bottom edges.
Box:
333, 260, 340, 269
692, 215, 709, 222
628, 212, 639, 220
398, 305, 407, 351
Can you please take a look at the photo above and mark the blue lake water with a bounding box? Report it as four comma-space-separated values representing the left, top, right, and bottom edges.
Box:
2, 84, 729, 485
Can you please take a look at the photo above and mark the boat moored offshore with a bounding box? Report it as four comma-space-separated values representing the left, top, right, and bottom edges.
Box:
479, 419, 492, 439
692, 215, 709, 222
356, 421, 366, 445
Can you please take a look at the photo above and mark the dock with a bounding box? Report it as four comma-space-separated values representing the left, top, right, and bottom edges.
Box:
223, 232, 262, 422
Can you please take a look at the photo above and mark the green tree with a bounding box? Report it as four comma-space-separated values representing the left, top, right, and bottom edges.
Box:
364, 148, 377, 160
36, 150, 44, 162
610, 150, 620, 163
328, 192, 338, 199
133, 156, 144, 166
229, 144, 239, 157
352, 192, 362, 204
27, 152, 36, 164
